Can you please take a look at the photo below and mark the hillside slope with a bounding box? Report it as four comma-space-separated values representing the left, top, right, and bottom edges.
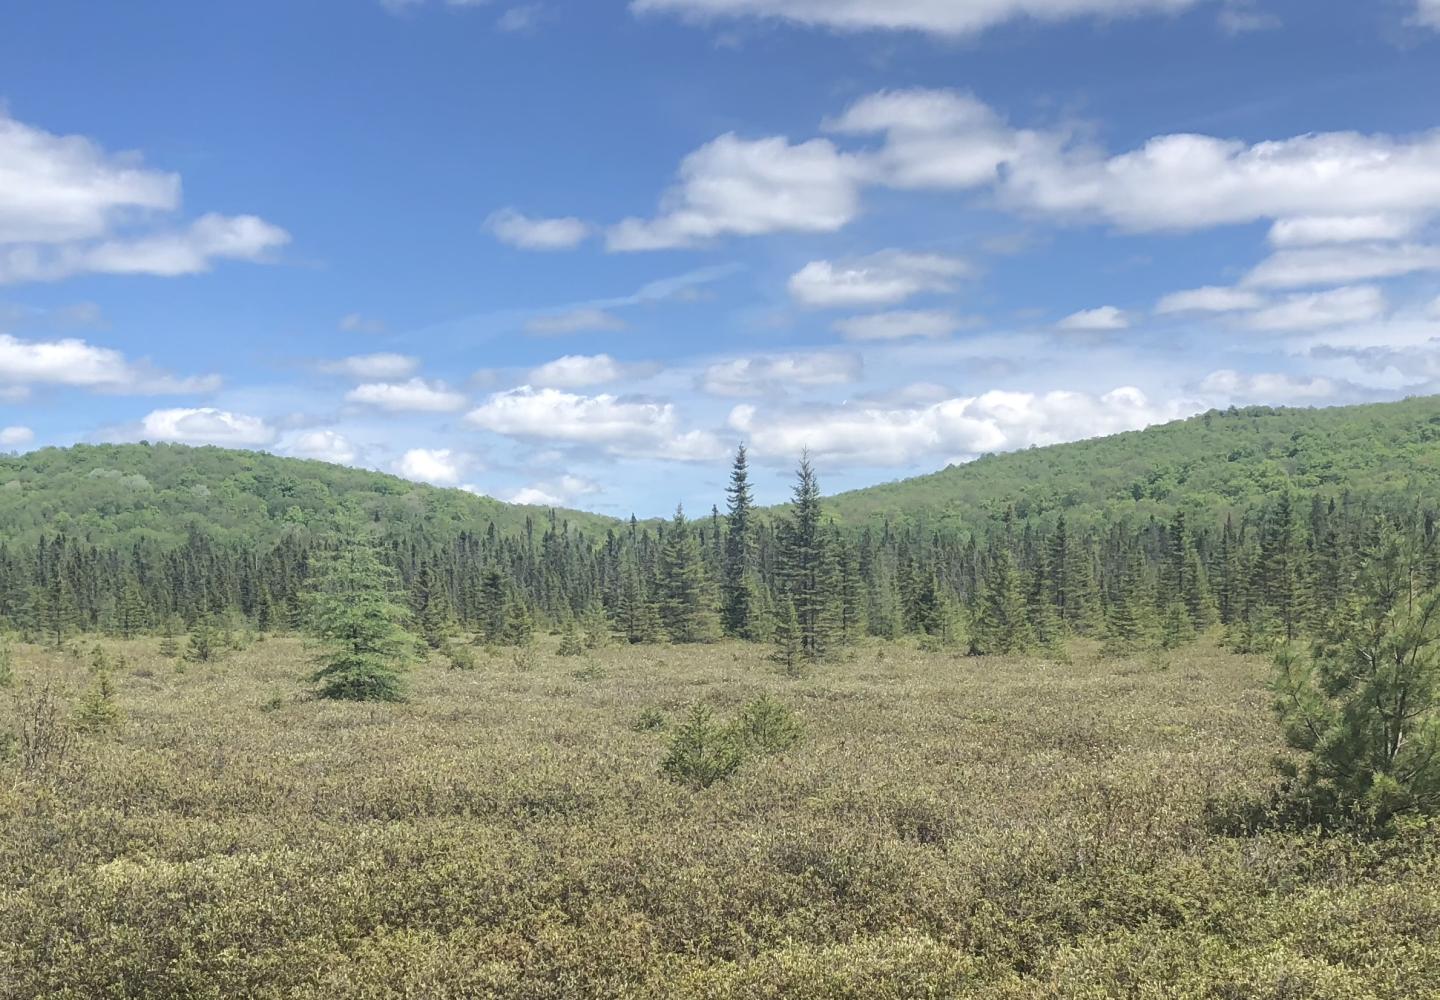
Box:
822, 396, 1440, 530
0, 443, 618, 549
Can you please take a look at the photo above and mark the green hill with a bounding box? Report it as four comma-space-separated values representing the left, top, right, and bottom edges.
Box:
822, 396, 1440, 531
0, 443, 618, 550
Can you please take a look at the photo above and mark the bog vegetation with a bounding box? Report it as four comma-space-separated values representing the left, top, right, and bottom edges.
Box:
3, 396, 1440, 995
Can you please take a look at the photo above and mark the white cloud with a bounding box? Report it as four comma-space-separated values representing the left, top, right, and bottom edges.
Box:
0, 426, 34, 447
1415, 0, 1440, 29
1243, 285, 1387, 332
1155, 285, 1266, 314
282, 429, 358, 465
507, 474, 600, 506
607, 133, 864, 250
524, 307, 628, 335
0, 333, 219, 394
318, 353, 419, 380
486, 207, 591, 250
137, 407, 276, 447
346, 377, 468, 412
631, 0, 1203, 38
1002, 129, 1440, 233
1199, 369, 1339, 404
467, 385, 726, 460
1268, 215, 1420, 247
1244, 243, 1440, 289
825, 89, 1028, 190
833, 309, 963, 341
1057, 305, 1130, 330
0, 110, 285, 284
0, 111, 178, 245
701, 352, 862, 397
788, 249, 970, 307
395, 448, 472, 486
496, 4, 545, 31
528, 353, 626, 388
729, 385, 1179, 466
0, 213, 289, 285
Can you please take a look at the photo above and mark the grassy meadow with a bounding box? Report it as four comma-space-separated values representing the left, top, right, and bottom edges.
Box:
3, 635, 1439, 999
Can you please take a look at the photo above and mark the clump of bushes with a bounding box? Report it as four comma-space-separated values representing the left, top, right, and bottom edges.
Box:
660, 696, 804, 789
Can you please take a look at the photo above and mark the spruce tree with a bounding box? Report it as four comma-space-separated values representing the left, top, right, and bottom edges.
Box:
969, 543, 1031, 655
1271, 526, 1440, 828
777, 454, 838, 661
721, 445, 757, 639
656, 506, 719, 643
306, 510, 414, 703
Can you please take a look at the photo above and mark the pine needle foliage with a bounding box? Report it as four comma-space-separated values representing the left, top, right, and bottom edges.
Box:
305, 510, 415, 703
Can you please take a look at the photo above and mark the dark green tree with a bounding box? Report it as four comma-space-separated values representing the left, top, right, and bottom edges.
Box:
306, 511, 414, 702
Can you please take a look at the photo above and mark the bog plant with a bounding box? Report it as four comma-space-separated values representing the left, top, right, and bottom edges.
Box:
729, 694, 804, 756
661, 703, 743, 789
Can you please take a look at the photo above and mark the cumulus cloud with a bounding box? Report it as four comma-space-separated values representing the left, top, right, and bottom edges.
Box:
700, 352, 862, 397
631, 0, 1203, 38
1155, 286, 1266, 314
0, 333, 220, 395
729, 386, 1181, 467
346, 377, 468, 412
318, 353, 419, 380
1243, 243, 1440, 289
825, 89, 1030, 190
528, 353, 627, 388
1268, 215, 1420, 247
1198, 369, 1339, 404
282, 429, 358, 465
833, 309, 963, 341
486, 207, 592, 250
1415, 0, 1440, 29
0, 426, 34, 447
1057, 305, 1130, 330
467, 385, 726, 460
507, 474, 601, 507
137, 407, 276, 447
0, 110, 288, 285
787, 250, 970, 308
0, 111, 178, 245
1242, 285, 1387, 332
0, 213, 289, 285
607, 134, 865, 250
524, 307, 628, 335
395, 447, 473, 486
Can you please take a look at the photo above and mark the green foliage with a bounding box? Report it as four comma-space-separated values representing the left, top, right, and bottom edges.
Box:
661, 703, 743, 789
631, 706, 666, 732
443, 642, 478, 671
73, 671, 121, 734
1271, 527, 1440, 830
557, 618, 585, 657
0, 635, 12, 688
305, 511, 415, 703
656, 506, 720, 643
184, 614, 223, 663
728, 695, 803, 756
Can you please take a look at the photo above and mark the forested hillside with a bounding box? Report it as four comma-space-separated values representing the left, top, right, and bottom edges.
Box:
824, 396, 1440, 529
3, 398, 1440, 662
0, 443, 615, 548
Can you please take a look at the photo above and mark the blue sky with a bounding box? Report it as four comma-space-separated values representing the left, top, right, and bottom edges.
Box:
2, 0, 1440, 515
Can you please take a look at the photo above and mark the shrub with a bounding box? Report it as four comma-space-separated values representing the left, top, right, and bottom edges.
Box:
661, 703, 743, 789
632, 706, 666, 732
729, 695, 803, 756
444, 643, 478, 671
74, 672, 122, 734
17, 682, 75, 774
0, 635, 13, 688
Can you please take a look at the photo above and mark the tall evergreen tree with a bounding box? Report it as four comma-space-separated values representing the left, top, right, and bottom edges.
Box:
777, 454, 838, 661
306, 510, 414, 702
721, 445, 757, 639
656, 506, 719, 643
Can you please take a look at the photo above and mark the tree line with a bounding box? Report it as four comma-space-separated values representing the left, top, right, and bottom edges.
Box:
3, 445, 1438, 667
